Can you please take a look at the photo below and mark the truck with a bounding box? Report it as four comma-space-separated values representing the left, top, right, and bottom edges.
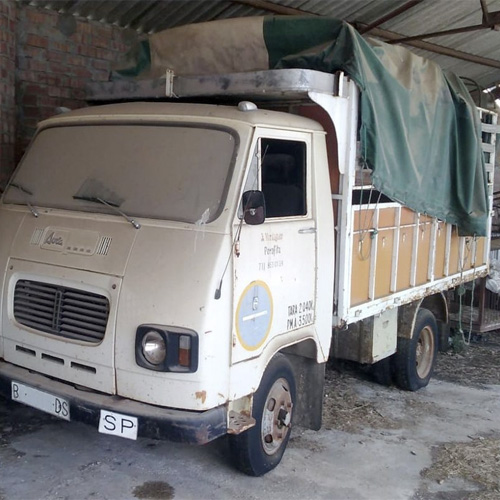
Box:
0, 18, 497, 477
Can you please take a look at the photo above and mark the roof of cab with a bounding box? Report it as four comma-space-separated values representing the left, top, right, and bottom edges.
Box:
40, 102, 325, 132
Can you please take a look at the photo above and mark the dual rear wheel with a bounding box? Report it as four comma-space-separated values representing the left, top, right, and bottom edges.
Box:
374, 308, 439, 391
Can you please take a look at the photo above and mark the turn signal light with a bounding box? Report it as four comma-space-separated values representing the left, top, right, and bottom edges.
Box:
178, 335, 191, 367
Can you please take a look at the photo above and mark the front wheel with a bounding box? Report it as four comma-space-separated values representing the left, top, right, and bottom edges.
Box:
229, 354, 296, 476
394, 308, 438, 391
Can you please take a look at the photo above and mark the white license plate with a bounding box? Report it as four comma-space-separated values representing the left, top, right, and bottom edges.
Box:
98, 410, 138, 440
11, 381, 70, 421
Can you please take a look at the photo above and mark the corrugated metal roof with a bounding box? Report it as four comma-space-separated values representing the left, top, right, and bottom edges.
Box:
22, 0, 500, 94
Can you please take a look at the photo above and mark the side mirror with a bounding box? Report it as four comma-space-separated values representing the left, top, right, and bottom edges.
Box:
242, 190, 266, 225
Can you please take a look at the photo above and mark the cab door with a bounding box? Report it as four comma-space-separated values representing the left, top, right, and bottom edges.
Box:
232, 129, 317, 364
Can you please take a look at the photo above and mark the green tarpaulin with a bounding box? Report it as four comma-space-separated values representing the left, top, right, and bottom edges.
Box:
114, 16, 488, 236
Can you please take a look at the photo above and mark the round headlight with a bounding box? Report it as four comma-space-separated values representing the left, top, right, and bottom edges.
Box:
142, 331, 167, 365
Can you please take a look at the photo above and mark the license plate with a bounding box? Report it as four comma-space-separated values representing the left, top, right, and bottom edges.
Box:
99, 410, 138, 440
11, 381, 70, 421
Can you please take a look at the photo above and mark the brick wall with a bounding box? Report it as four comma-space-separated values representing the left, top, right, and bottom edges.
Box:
11, 5, 138, 178
0, 0, 16, 185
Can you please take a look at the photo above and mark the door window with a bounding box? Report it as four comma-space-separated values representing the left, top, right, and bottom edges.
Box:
261, 138, 307, 218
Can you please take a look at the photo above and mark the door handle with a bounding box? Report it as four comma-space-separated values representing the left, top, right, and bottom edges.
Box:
298, 227, 316, 234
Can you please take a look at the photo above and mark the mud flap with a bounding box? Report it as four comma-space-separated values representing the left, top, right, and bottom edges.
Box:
285, 354, 325, 431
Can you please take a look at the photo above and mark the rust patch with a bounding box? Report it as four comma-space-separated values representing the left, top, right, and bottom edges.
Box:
195, 390, 207, 404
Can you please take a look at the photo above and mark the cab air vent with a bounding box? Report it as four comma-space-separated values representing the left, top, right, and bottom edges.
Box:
30, 228, 44, 245
96, 236, 112, 255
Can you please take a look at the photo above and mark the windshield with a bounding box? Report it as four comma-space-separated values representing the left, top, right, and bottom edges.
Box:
3, 123, 238, 224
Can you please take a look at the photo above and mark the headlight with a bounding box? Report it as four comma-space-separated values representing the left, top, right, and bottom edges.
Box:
135, 325, 199, 373
141, 330, 167, 365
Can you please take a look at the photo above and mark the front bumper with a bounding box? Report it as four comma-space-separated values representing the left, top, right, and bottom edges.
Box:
0, 361, 227, 444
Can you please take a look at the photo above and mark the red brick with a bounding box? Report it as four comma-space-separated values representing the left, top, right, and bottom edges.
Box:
49, 41, 70, 53
92, 23, 113, 39
26, 9, 53, 26
66, 54, 87, 67
78, 45, 97, 58
22, 94, 38, 106
72, 67, 92, 78
24, 45, 46, 60
24, 84, 45, 96
23, 106, 41, 119
27, 59, 47, 72
47, 87, 61, 97
77, 22, 93, 35
39, 95, 60, 107
49, 63, 71, 74
92, 35, 112, 49
17, 70, 37, 82
94, 48, 115, 61
69, 88, 85, 100
26, 34, 49, 49
69, 77, 86, 89
92, 59, 109, 71
91, 70, 110, 82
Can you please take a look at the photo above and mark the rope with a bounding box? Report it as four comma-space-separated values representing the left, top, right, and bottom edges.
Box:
457, 236, 476, 347
357, 164, 382, 261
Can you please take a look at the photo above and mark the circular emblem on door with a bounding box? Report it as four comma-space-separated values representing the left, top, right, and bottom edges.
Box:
235, 281, 273, 351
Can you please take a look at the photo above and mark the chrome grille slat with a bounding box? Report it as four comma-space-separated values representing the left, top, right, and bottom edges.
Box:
14, 279, 109, 344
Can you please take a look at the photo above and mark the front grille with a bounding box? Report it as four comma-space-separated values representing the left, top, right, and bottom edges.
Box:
14, 280, 110, 343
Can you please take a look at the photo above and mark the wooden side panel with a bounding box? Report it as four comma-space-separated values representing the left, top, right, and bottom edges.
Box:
396, 226, 413, 291
375, 229, 394, 299
353, 209, 374, 231
351, 233, 372, 306
434, 222, 447, 279
475, 237, 486, 266
349, 203, 488, 309
448, 228, 461, 275
400, 207, 415, 225
415, 219, 432, 285
378, 208, 395, 228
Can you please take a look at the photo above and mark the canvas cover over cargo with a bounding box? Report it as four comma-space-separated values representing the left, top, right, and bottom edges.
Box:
115, 16, 489, 237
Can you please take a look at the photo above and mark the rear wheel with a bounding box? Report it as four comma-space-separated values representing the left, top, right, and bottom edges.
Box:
394, 308, 438, 391
229, 354, 296, 476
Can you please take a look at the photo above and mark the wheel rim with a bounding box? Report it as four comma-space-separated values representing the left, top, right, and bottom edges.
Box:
416, 325, 435, 379
261, 377, 293, 456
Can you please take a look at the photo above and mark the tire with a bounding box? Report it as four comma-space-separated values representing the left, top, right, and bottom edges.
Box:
394, 308, 438, 391
229, 354, 296, 476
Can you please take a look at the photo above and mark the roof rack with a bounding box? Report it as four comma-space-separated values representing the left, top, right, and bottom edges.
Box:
87, 68, 338, 103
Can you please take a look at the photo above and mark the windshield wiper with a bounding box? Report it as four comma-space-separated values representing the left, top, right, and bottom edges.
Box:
73, 195, 141, 229
8, 182, 39, 218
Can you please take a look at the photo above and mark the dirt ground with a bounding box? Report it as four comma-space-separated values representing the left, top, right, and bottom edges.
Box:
0, 334, 499, 499
322, 332, 500, 500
